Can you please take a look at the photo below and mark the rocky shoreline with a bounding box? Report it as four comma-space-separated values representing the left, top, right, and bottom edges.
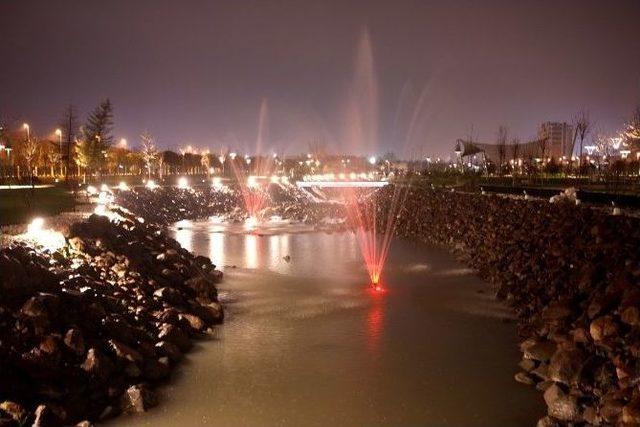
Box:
380, 186, 640, 426
113, 185, 347, 227
0, 210, 223, 426
4, 182, 632, 426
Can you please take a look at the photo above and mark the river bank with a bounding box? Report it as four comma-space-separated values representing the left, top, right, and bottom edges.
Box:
0, 210, 223, 426
381, 186, 640, 426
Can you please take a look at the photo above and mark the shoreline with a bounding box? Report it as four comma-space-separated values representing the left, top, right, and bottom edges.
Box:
3, 183, 638, 425
380, 186, 640, 426
0, 204, 224, 426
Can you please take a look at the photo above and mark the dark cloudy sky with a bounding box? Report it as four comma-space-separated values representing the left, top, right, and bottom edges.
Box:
1, 0, 639, 157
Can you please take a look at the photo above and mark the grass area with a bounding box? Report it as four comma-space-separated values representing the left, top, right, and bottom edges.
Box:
0, 186, 77, 226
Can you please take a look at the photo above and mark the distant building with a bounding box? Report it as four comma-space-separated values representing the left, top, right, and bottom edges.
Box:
454, 138, 546, 166
453, 121, 576, 165
537, 122, 574, 158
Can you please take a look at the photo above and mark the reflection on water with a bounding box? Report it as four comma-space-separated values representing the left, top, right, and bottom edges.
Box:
366, 289, 385, 356
172, 220, 360, 278
173, 220, 193, 252
118, 222, 542, 427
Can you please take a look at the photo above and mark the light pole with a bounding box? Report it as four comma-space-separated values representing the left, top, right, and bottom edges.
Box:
23, 123, 30, 141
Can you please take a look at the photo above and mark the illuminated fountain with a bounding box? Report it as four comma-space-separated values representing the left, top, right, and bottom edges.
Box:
229, 99, 276, 229
341, 27, 423, 291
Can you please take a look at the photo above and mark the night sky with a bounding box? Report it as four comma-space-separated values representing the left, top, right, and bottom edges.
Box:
1, 0, 639, 157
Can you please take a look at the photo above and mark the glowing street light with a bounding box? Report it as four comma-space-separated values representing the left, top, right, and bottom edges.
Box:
23, 123, 30, 140
368, 156, 376, 165
119, 138, 127, 149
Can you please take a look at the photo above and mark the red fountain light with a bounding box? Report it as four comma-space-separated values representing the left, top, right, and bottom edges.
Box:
229, 156, 273, 222
345, 184, 409, 291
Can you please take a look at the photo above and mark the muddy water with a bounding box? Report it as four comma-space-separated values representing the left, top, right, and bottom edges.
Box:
117, 220, 543, 426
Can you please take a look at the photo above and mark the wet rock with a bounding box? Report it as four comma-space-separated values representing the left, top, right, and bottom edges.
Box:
590, 316, 617, 342
158, 323, 191, 352
109, 340, 143, 364
155, 341, 182, 363
536, 415, 559, 427
548, 348, 583, 385
621, 306, 640, 326
64, 328, 85, 356
522, 339, 557, 362
547, 394, 581, 423
0, 401, 26, 423
179, 313, 205, 333
32, 404, 65, 427
81, 348, 113, 380
622, 400, 640, 424
514, 371, 535, 385
143, 358, 170, 381
120, 384, 157, 414
519, 358, 536, 372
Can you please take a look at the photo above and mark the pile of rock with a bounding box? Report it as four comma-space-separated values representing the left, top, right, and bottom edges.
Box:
376, 186, 640, 426
0, 213, 223, 426
115, 185, 347, 226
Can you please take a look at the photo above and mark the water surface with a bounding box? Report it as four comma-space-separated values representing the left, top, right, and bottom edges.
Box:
118, 221, 543, 426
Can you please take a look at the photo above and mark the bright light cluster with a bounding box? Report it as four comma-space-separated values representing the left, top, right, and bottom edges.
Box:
23, 217, 66, 252
212, 177, 225, 189
302, 172, 377, 182
86, 185, 98, 196
118, 181, 130, 191
145, 180, 158, 190
177, 177, 190, 189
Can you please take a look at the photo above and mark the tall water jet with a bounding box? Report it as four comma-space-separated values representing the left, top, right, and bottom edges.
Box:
343, 28, 417, 290
230, 98, 275, 225
345, 27, 379, 155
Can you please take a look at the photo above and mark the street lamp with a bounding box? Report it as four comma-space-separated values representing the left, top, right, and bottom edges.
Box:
23, 123, 30, 141
119, 138, 127, 149
55, 128, 62, 151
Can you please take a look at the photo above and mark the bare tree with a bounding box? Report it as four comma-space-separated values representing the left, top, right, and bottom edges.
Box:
59, 104, 79, 181
572, 110, 591, 169
157, 152, 165, 179
511, 137, 520, 174
538, 138, 548, 160
19, 137, 39, 187
140, 132, 158, 179
201, 152, 213, 178
624, 105, 640, 149
496, 126, 508, 176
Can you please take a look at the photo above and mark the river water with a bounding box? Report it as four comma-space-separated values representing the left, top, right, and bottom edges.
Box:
118, 219, 543, 426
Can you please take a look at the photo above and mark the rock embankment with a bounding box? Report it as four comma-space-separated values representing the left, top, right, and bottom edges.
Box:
380, 186, 640, 426
114, 185, 346, 226
0, 213, 223, 426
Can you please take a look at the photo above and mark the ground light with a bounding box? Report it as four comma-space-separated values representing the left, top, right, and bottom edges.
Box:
118, 181, 130, 191
145, 180, 158, 190
24, 217, 65, 252
212, 177, 224, 189
86, 185, 98, 196
177, 177, 189, 189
